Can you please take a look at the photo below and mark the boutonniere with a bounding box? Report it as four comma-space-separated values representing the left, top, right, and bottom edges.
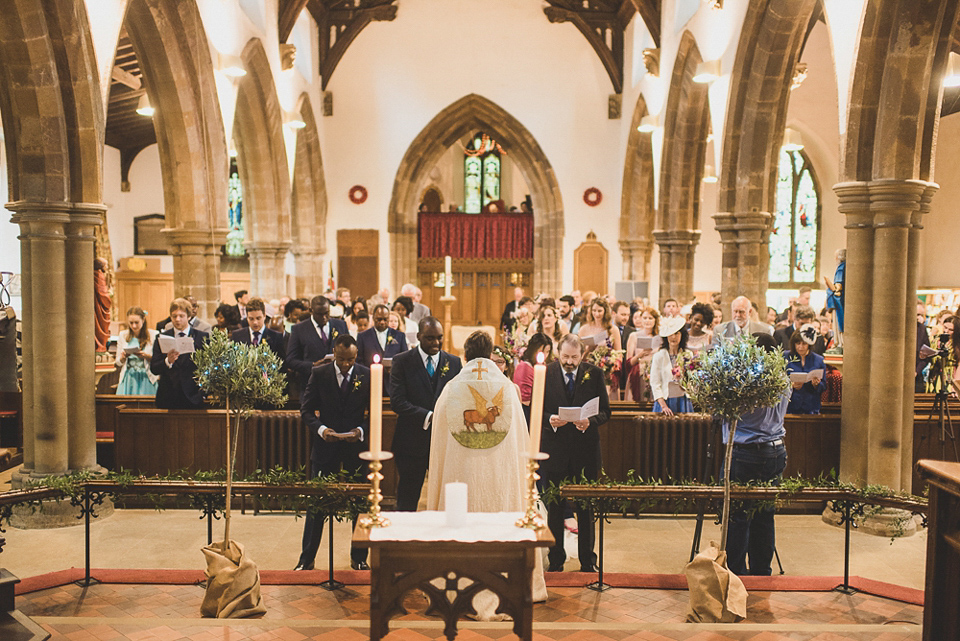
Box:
331, 328, 339, 339
439, 362, 451, 378
581, 371, 591, 382
386, 334, 395, 345
352, 377, 363, 392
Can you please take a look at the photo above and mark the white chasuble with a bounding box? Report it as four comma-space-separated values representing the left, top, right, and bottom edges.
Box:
427, 357, 547, 615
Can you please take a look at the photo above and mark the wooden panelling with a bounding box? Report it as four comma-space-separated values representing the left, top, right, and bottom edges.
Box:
337, 229, 378, 299
115, 271, 250, 325
417, 258, 531, 329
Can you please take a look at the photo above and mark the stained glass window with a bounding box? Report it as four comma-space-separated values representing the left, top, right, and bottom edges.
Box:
769, 148, 819, 285
463, 133, 501, 214
226, 157, 245, 257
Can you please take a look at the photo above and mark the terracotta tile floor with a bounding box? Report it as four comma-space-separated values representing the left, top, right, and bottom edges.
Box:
17, 580, 922, 640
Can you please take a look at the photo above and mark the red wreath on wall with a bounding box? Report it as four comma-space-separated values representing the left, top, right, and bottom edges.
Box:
349, 185, 368, 204
583, 187, 602, 207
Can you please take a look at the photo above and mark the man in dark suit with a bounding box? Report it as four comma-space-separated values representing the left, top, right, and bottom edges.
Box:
150, 298, 208, 409
500, 287, 524, 332
294, 335, 370, 571
286, 296, 348, 390
389, 317, 462, 511
773, 305, 825, 355
357, 304, 407, 366
230, 297, 284, 359
540, 334, 610, 572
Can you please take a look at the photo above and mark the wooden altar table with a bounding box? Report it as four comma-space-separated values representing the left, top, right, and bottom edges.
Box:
353, 511, 553, 641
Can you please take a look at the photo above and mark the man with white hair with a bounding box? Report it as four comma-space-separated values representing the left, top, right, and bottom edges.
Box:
401, 283, 431, 323
711, 296, 774, 345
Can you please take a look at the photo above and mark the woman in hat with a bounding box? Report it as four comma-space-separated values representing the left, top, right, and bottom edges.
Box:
650, 315, 694, 415
786, 324, 827, 414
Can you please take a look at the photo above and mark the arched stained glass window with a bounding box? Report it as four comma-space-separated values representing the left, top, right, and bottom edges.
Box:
463, 132, 501, 214
769, 148, 820, 285
226, 157, 245, 257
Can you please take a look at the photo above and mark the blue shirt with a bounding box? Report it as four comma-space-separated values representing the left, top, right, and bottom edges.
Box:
785, 351, 826, 414
722, 388, 791, 445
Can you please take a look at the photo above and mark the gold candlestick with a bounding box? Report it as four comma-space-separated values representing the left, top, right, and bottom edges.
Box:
359, 451, 393, 528
516, 452, 549, 530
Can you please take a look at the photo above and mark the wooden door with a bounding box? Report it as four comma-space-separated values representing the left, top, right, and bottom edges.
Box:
573, 231, 609, 295
338, 229, 379, 299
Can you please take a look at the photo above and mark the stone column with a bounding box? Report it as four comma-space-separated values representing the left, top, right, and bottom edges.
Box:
712, 210, 772, 313
65, 205, 105, 472
293, 250, 324, 296
835, 179, 930, 491
247, 241, 292, 299
653, 229, 700, 303
391, 223, 418, 296
9, 203, 71, 477
164, 228, 228, 320
618, 239, 654, 282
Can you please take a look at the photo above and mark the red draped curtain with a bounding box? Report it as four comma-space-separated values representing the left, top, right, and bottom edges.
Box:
418, 213, 533, 258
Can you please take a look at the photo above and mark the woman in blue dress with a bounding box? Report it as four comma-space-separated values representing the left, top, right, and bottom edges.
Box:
786, 324, 826, 414
650, 316, 694, 415
115, 306, 159, 396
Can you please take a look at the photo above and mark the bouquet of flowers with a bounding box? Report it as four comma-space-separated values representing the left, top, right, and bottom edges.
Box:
502, 325, 530, 359
585, 345, 625, 385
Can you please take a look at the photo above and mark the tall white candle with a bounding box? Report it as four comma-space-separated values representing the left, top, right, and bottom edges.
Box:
370, 354, 383, 456
528, 352, 546, 458
445, 482, 468, 527
444, 255, 452, 297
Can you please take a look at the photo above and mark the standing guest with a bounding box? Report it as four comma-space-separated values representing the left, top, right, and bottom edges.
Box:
353, 312, 370, 335
916, 301, 931, 393
612, 301, 631, 348
230, 298, 284, 361
491, 344, 516, 381
541, 334, 610, 572
294, 334, 370, 571
357, 304, 408, 393
513, 332, 553, 423
387, 311, 403, 331
389, 317, 461, 511
712, 296, 773, 345
786, 326, 826, 414
625, 307, 660, 402
500, 288, 525, 333
392, 296, 419, 338
115, 306, 158, 396
557, 295, 578, 334
662, 299, 681, 319
336, 287, 352, 308
650, 316, 694, 415
150, 298, 208, 409
765, 307, 779, 327
774, 305, 825, 354
283, 299, 308, 333
164, 296, 212, 333
796, 286, 812, 307
214, 303, 241, 334
286, 296, 347, 391
578, 298, 623, 351
686, 302, 714, 350
377, 287, 392, 307
401, 283, 431, 323
535, 304, 566, 350
724, 333, 791, 576
711, 305, 723, 330
233, 290, 250, 323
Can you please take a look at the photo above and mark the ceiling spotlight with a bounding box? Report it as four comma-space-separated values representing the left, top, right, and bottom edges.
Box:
945, 52, 960, 88
218, 53, 247, 78
702, 165, 718, 183
637, 115, 658, 133
136, 94, 154, 117
693, 59, 721, 84
782, 128, 804, 151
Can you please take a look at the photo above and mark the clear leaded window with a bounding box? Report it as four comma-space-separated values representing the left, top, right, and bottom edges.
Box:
769, 148, 819, 285
463, 133, 501, 214
226, 157, 245, 257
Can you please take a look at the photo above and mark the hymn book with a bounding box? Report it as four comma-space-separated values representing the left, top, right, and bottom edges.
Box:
789, 369, 824, 384
558, 396, 600, 422
158, 334, 196, 354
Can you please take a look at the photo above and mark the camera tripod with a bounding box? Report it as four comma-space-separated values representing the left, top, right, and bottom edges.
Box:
924, 363, 959, 463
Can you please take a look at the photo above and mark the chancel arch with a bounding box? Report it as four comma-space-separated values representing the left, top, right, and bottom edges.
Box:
619, 93, 655, 284
291, 93, 327, 296
715, 0, 821, 311
655, 31, 708, 303
125, 0, 229, 319
0, 0, 105, 478
388, 94, 564, 298
234, 38, 292, 300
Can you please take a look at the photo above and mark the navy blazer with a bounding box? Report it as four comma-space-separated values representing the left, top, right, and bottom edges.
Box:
286, 317, 348, 386
388, 347, 461, 458
300, 363, 370, 475
356, 327, 408, 367
539, 360, 610, 469
149, 328, 208, 409
230, 326, 285, 361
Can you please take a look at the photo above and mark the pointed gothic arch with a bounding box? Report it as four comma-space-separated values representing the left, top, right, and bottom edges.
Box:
234, 37, 292, 300
388, 94, 563, 294
291, 93, 327, 296
655, 31, 709, 302
620, 93, 655, 283
125, 0, 228, 318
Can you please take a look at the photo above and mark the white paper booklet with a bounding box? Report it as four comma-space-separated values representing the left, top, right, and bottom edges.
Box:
789, 369, 823, 384
558, 396, 600, 422
158, 334, 195, 355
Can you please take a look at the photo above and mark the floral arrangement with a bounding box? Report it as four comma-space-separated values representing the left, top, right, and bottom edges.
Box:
585, 345, 625, 385
502, 325, 530, 359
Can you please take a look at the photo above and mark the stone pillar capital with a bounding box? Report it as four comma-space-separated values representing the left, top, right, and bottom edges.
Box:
247, 240, 293, 258
835, 179, 934, 229
8, 200, 105, 233
163, 227, 229, 251
652, 229, 701, 247
618, 238, 654, 253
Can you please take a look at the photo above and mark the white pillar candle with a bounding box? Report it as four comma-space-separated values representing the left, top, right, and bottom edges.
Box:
370, 355, 383, 456
444, 255, 452, 297
528, 352, 546, 458
445, 482, 468, 527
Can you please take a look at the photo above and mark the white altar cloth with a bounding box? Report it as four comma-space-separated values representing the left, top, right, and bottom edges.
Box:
368, 511, 537, 543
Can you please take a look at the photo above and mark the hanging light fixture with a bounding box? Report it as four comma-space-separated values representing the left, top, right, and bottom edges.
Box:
284, 114, 306, 129
702, 165, 718, 183
136, 94, 154, 117
637, 115, 658, 133
945, 52, 960, 87
693, 59, 721, 84
782, 128, 804, 151
218, 53, 247, 78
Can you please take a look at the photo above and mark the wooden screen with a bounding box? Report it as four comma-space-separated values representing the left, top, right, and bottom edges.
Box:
338, 229, 379, 299
417, 258, 531, 330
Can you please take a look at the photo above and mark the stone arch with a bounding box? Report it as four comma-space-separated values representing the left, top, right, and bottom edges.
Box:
291, 93, 327, 296
619, 93, 655, 283
125, 0, 228, 318
388, 94, 563, 295
234, 38, 292, 300
655, 31, 709, 302
0, 0, 105, 477
716, 0, 820, 308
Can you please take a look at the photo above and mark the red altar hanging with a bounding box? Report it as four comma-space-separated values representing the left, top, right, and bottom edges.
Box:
417, 212, 533, 259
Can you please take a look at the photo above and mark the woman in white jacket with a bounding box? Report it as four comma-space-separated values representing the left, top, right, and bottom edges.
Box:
115, 306, 159, 395
650, 316, 693, 415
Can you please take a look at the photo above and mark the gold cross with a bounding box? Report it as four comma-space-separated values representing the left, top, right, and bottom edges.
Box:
472, 361, 488, 380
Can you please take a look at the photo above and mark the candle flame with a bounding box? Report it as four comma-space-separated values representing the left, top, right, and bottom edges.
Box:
536, 352, 545, 365
373, 354, 381, 364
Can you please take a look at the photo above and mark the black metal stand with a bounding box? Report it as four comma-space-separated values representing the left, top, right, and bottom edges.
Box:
924, 367, 958, 462
74, 487, 106, 588
585, 509, 611, 592
319, 515, 344, 591
831, 500, 860, 595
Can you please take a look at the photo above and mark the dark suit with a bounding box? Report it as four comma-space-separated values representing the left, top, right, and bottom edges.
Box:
230, 326, 285, 360
916, 322, 931, 392
149, 328, 208, 409
297, 363, 370, 567
540, 360, 610, 569
501, 300, 519, 332
389, 347, 462, 511
357, 327, 407, 394
286, 318, 349, 388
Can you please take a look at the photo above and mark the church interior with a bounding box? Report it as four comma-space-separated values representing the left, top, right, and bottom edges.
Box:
2, 0, 960, 639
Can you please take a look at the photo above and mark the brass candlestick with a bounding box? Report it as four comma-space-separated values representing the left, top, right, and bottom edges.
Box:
516, 452, 549, 530
358, 451, 393, 528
